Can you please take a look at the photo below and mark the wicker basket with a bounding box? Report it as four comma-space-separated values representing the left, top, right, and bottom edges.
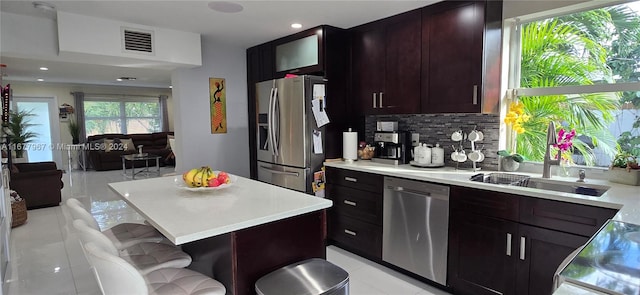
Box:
11, 199, 27, 228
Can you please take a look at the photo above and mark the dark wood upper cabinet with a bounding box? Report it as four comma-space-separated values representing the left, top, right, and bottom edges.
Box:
351, 10, 421, 115
272, 27, 324, 76
422, 1, 485, 113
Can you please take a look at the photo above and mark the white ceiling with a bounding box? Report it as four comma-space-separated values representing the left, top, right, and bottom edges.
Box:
0, 0, 434, 88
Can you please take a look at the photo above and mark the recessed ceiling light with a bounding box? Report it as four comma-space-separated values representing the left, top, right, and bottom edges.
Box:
291, 23, 303, 29
208, 1, 243, 13
117, 77, 136, 82
169, 85, 173, 89
39, 67, 48, 71
36, 78, 44, 82
116, 78, 123, 82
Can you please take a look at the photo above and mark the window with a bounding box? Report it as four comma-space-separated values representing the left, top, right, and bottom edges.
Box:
84, 98, 161, 136
506, 1, 640, 167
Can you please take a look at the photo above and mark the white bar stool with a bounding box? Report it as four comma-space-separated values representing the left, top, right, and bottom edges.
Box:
83, 242, 226, 295
66, 198, 165, 249
73, 219, 192, 275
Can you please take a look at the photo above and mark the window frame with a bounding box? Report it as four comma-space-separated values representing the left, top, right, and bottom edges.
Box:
83, 96, 162, 135
504, 1, 640, 168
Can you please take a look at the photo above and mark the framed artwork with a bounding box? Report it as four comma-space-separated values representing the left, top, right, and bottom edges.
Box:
209, 78, 227, 134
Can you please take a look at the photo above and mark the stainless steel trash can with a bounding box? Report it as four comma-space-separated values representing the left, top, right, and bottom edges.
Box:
255, 258, 349, 295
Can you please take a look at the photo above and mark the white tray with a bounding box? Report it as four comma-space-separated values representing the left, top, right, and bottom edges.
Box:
409, 161, 445, 168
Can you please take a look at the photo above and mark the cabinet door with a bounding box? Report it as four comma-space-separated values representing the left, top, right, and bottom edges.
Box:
448, 210, 517, 295
422, 1, 484, 113
516, 224, 588, 295
382, 10, 421, 114
351, 25, 385, 115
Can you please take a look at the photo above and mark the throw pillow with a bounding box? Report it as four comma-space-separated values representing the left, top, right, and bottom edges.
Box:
166, 135, 175, 150
120, 138, 136, 151
103, 139, 114, 152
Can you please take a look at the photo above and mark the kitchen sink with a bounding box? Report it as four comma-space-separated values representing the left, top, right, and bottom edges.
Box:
470, 173, 610, 197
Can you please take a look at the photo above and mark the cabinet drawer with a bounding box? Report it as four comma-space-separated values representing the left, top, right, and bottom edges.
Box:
326, 167, 383, 193
328, 214, 382, 259
327, 184, 382, 225
451, 186, 519, 222
519, 197, 618, 237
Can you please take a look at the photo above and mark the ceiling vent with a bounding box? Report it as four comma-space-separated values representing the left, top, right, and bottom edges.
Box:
121, 27, 154, 55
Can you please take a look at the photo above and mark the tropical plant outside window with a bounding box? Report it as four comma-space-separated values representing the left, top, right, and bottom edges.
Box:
508, 1, 640, 167
84, 99, 161, 136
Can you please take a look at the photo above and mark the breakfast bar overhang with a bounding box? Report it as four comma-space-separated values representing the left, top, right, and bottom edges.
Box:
108, 175, 333, 295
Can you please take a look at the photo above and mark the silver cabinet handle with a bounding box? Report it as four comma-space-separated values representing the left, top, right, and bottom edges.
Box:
506, 233, 512, 256
520, 236, 526, 260
372, 93, 377, 108
344, 177, 357, 182
472, 85, 478, 105
344, 229, 357, 236
379, 92, 384, 108
343, 200, 357, 206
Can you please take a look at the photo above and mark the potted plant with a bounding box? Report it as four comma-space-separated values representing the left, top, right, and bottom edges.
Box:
68, 118, 80, 144
498, 150, 524, 172
609, 151, 640, 186
3, 109, 38, 160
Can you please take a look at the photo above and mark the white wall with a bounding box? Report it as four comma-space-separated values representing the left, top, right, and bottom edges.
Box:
7, 82, 173, 167
171, 36, 249, 177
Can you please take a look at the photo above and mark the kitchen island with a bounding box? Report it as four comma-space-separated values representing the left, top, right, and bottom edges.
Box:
108, 175, 332, 295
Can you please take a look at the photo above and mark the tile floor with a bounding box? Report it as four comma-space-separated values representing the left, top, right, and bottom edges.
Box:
5, 167, 451, 295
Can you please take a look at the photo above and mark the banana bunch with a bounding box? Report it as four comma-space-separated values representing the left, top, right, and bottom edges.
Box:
182, 166, 217, 187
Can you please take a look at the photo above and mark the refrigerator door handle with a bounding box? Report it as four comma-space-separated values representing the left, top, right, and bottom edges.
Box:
271, 86, 279, 157
259, 165, 300, 177
267, 87, 275, 156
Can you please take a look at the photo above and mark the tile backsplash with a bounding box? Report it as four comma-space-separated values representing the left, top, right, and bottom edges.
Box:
365, 113, 500, 170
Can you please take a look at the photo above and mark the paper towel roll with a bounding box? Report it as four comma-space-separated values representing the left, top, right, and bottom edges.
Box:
343, 130, 358, 162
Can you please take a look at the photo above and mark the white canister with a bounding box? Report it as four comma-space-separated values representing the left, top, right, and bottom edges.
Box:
432, 143, 445, 165
414, 143, 423, 162
419, 144, 432, 165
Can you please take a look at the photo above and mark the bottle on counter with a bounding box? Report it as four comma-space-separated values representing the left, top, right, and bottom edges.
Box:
432, 143, 444, 165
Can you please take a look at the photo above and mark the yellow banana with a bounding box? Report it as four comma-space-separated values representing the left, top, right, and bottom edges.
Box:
183, 168, 199, 187
194, 166, 208, 187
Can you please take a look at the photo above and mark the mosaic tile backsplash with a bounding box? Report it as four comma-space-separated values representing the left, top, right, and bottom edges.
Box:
365, 113, 500, 170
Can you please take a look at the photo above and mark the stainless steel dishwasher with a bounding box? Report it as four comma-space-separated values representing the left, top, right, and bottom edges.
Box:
383, 176, 450, 286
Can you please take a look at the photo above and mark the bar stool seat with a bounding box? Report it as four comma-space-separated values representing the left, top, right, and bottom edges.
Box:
84, 242, 226, 295
73, 219, 191, 275
66, 198, 164, 249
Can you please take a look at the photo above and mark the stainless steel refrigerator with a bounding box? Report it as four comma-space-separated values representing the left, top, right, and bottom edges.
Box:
255, 75, 326, 194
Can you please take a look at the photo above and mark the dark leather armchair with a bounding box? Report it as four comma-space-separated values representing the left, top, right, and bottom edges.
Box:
10, 162, 64, 209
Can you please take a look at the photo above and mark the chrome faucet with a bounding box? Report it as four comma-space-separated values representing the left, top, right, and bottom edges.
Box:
542, 121, 560, 178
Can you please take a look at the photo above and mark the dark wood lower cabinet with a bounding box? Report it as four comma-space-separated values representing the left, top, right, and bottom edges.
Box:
448, 211, 517, 295
516, 224, 588, 295
449, 210, 591, 295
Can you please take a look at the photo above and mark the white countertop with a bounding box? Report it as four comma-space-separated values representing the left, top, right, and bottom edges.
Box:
325, 160, 640, 295
108, 175, 332, 245
324, 161, 640, 224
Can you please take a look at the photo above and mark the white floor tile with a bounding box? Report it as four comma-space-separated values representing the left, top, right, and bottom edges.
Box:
8, 167, 452, 295
6, 269, 77, 295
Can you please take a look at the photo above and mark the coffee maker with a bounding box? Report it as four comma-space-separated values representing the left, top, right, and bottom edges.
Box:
372, 131, 412, 165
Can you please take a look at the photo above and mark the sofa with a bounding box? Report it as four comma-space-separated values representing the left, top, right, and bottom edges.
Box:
10, 162, 64, 209
86, 132, 174, 171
